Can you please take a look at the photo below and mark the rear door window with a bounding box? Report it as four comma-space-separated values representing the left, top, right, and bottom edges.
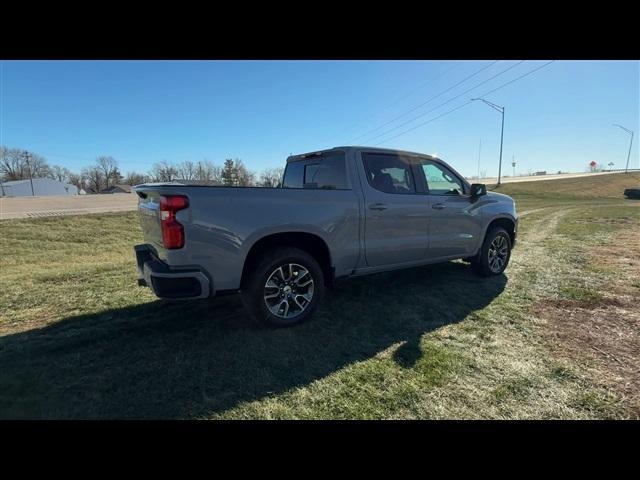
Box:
362, 153, 416, 194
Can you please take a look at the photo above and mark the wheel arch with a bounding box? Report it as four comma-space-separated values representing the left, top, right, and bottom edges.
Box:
483, 216, 516, 246
240, 231, 333, 288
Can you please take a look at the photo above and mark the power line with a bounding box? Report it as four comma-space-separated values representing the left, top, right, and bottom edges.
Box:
345, 62, 462, 144
373, 102, 474, 146
473, 60, 555, 100
340, 62, 463, 143
364, 61, 525, 145
380, 61, 463, 110
373, 60, 555, 146
374, 61, 555, 146
346, 61, 499, 144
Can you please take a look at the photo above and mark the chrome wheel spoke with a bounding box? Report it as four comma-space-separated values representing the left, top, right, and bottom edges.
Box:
264, 263, 314, 319
488, 234, 509, 273
280, 299, 290, 317
293, 294, 307, 310
286, 263, 293, 281
294, 269, 310, 285
297, 292, 312, 302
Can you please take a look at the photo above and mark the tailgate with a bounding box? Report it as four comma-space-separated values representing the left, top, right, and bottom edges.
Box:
136, 189, 164, 250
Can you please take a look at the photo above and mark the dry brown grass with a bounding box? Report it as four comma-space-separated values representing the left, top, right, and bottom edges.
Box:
496, 171, 640, 200
536, 227, 640, 417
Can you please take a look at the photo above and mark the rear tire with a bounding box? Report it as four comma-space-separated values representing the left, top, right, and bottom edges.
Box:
471, 226, 512, 276
241, 247, 325, 327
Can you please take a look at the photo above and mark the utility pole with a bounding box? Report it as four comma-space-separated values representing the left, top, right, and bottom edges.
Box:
613, 124, 634, 173
477, 139, 482, 178
23, 151, 35, 196
471, 98, 505, 186
512, 154, 516, 177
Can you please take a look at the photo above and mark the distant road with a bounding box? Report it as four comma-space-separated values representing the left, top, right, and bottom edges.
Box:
0, 193, 138, 220
474, 170, 639, 185
2, 170, 638, 220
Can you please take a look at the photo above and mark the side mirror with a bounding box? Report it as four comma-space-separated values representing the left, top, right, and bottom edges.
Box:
470, 183, 487, 197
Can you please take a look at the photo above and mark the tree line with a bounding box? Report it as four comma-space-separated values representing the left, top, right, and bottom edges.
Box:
1, 145, 285, 192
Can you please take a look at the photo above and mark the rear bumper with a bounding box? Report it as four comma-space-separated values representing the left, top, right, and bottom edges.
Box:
134, 244, 211, 300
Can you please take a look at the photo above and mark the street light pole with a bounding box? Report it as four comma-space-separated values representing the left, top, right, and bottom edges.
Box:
497, 109, 505, 185
613, 124, 634, 173
472, 98, 505, 186
477, 139, 482, 178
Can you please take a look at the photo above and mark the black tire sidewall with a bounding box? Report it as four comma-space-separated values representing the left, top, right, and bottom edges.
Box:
476, 227, 511, 276
242, 248, 325, 327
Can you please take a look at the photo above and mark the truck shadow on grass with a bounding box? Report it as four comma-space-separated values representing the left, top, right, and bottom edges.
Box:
0, 261, 506, 419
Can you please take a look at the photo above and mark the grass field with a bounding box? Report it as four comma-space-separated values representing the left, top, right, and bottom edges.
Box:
1, 172, 639, 419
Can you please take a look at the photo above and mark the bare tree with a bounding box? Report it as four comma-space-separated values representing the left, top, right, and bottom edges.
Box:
69, 172, 87, 191
25, 152, 51, 179
51, 165, 72, 183
0, 147, 52, 181
82, 166, 104, 193
0, 146, 25, 181
143, 158, 257, 186
210, 164, 223, 184
150, 160, 178, 182
124, 171, 146, 186
96, 156, 118, 190
233, 158, 255, 187
258, 167, 284, 187
111, 167, 123, 186
195, 160, 222, 184
176, 160, 197, 181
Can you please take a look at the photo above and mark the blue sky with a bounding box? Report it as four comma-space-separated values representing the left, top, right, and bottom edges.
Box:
1, 60, 638, 178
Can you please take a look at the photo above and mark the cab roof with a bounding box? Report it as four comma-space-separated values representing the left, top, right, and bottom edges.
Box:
286, 146, 442, 163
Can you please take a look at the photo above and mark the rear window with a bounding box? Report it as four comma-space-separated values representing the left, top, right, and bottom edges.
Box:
282, 152, 348, 189
282, 162, 304, 188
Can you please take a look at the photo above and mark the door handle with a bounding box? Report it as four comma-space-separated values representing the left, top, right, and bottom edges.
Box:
432, 203, 446, 210
369, 203, 387, 211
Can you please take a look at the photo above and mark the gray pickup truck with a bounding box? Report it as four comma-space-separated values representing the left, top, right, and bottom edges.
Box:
134, 146, 518, 326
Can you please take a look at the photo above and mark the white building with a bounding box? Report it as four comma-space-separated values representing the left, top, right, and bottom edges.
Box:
0, 178, 78, 197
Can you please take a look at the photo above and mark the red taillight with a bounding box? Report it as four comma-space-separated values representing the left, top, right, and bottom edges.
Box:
160, 195, 189, 249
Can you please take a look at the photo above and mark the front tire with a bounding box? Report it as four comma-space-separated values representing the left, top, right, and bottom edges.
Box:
471, 226, 512, 276
241, 247, 325, 327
